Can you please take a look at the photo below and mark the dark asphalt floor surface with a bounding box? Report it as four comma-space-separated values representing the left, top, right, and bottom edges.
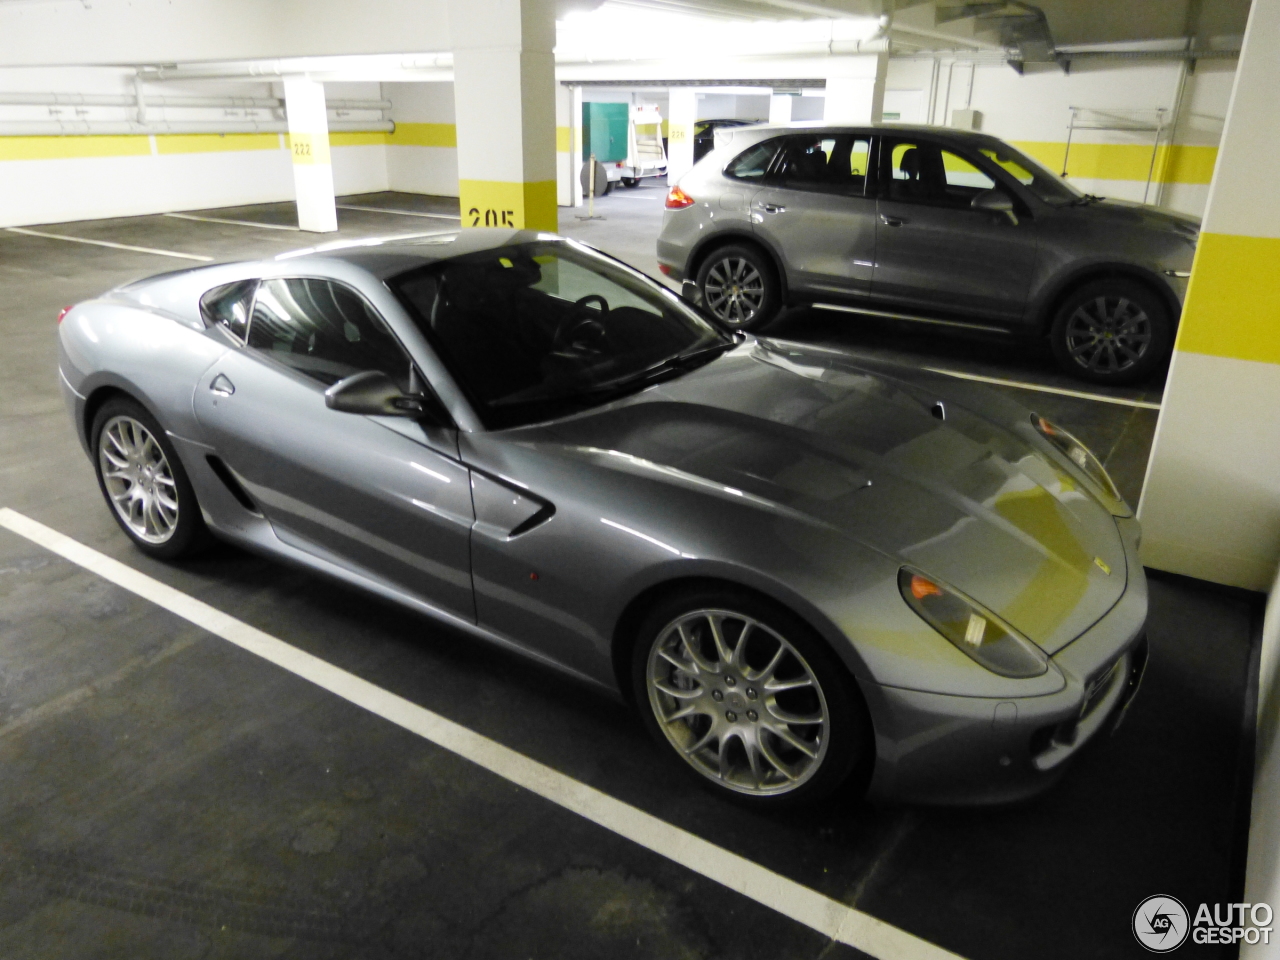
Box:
0, 191, 1257, 960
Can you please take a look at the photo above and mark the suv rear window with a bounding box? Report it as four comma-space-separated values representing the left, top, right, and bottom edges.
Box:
724, 139, 781, 181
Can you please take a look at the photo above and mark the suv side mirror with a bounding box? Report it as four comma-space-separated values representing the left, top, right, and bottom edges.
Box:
972, 188, 1018, 225
325, 370, 425, 418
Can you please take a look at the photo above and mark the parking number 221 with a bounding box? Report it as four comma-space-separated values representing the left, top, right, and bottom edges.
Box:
470, 208, 516, 227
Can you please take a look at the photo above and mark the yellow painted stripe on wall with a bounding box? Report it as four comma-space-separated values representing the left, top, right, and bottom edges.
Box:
329, 131, 388, 148
1012, 141, 1218, 185
0, 135, 150, 161
556, 125, 571, 153
458, 178, 557, 232
156, 133, 281, 155
387, 122, 457, 148
1175, 232, 1280, 365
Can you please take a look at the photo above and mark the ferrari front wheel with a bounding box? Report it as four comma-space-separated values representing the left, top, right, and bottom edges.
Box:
632, 587, 870, 808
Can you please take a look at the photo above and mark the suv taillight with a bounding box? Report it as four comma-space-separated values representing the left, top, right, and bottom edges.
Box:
665, 186, 695, 209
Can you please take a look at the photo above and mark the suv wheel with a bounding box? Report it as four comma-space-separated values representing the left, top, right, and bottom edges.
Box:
631, 586, 871, 808
1050, 279, 1172, 384
696, 245, 781, 332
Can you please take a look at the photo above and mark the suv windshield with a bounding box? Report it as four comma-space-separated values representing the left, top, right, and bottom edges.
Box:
390, 241, 729, 430
977, 141, 1084, 206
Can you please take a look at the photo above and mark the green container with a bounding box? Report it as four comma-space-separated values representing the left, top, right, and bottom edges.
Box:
582, 102, 629, 163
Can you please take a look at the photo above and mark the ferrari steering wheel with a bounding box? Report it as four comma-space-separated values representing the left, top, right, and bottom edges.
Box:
553, 295, 610, 356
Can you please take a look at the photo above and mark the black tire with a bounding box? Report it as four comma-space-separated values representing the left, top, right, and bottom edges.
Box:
1049, 279, 1172, 385
695, 244, 782, 332
91, 396, 211, 560
630, 585, 872, 809
620, 177, 640, 188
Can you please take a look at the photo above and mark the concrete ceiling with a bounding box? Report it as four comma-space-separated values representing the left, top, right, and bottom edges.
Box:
612, 0, 1251, 49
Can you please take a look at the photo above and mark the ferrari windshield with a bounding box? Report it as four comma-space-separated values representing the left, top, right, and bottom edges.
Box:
390, 240, 729, 429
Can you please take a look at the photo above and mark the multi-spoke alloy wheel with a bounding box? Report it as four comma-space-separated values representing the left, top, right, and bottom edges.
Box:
703, 258, 766, 328
92, 397, 209, 559
99, 415, 180, 543
1063, 296, 1151, 375
645, 608, 832, 797
696, 245, 780, 332
1050, 280, 1171, 385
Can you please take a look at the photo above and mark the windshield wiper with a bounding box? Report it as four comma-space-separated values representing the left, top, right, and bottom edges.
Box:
1071, 193, 1105, 206
577, 340, 734, 396
490, 340, 734, 409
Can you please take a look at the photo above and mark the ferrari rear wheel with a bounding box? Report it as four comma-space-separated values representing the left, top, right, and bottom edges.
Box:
92, 397, 210, 560
632, 587, 870, 808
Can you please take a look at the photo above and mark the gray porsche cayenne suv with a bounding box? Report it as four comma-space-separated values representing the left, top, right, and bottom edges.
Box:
657, 124, 1200, 384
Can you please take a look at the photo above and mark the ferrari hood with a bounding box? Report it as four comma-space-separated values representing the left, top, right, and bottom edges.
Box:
549, 339, 1127, 654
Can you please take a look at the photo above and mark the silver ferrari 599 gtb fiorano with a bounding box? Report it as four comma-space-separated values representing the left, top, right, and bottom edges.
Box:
58, 228, 1148, 807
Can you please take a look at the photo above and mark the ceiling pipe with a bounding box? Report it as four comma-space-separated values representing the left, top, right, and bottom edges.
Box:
141, 53, 452, 82
0, 119, 393, 136
0, 92, 390, 109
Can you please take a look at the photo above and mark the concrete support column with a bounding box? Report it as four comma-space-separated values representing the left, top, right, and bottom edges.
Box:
1137, 0, 1280, 591
283, 77, 337, 233
824, 54, 887, 125
666, 87, 697, 184
556, 82, 583, 207
768, 94, 793, 125
448, 0, 557, 231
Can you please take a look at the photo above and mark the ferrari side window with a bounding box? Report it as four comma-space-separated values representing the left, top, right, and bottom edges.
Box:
199, 279, 257, 343
246, 278, 411, 390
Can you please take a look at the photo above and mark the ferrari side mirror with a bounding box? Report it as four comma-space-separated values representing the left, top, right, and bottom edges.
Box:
325, 370, 424, 418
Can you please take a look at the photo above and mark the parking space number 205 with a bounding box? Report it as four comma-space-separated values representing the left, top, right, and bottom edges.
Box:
470, 208, 516, 227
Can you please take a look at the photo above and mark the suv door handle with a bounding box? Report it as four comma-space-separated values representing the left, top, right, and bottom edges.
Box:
760, 203, 786, 214
880, 214, 907, 227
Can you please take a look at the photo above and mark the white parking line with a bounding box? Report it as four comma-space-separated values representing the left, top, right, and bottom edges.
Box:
924, 367, 1162, 410
0, 506, 965, 960
336, 204, 462, 221
4, 227, 214, 262
164, 212, 300, 232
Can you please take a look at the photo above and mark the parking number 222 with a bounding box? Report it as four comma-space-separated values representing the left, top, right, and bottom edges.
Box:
470, 208, 516, 227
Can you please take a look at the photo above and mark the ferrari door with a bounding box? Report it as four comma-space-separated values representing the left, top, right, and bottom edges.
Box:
194, 276, 476, 620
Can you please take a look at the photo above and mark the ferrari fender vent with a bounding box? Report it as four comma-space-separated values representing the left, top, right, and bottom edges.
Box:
205, 455, 259, 514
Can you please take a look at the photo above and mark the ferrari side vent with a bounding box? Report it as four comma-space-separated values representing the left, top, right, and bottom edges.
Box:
205, 455, 259, 514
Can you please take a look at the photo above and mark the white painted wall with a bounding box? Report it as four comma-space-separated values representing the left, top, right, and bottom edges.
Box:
384, 82, 458, 198
1241, 570, 1280, 959
0, 70, 388, 227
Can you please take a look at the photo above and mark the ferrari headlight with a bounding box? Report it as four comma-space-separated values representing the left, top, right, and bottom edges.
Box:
1031, 415, 1124, 505
898, 569, 1049, 678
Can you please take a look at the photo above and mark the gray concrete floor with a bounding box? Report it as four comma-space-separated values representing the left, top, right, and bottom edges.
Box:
0, 192, 1258, 960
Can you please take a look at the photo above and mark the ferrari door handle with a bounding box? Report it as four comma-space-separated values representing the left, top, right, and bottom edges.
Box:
209, 374, 235, 397
880, 214, 907, 227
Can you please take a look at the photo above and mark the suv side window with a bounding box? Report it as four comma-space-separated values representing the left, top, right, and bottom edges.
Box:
882, 140, 997, 209
200, 279, 257, 343
725, 139, 782, 182
246, 277, 411, 390
773, 134, 872, 197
